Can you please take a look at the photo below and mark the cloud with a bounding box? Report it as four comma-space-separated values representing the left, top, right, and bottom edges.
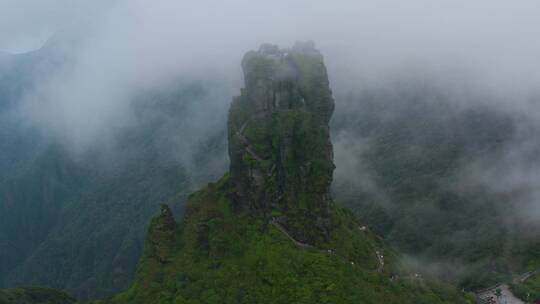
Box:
333, 130, 391, 206
3, 0, 540, 160
0, 0, 112, 53
455, 116, 540, 229
4, 0, 540, 287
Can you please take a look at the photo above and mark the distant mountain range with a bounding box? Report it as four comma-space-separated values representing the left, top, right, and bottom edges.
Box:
0, 40, 227, 300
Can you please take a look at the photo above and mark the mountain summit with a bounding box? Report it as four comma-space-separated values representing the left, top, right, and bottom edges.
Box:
228, 42, 335, 243
96, 43, 472, 304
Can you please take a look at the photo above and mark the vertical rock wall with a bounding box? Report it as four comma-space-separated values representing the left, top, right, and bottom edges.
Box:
228, 42, 335, 243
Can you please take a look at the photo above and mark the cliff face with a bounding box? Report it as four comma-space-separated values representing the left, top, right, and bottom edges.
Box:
228, 42, 335, 243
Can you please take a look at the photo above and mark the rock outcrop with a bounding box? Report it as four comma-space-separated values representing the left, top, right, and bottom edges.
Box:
144, 205, 176, 264
95, 43, 472, 304
228, 41, 335, 243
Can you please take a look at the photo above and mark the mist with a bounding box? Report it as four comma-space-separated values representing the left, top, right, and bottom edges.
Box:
4, 0, 540, 294
5, 0, 540, 229
1, 0, 538, 150
3, 0, 540, 233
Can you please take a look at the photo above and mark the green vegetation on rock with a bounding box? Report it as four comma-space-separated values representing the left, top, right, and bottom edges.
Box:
0, 287, 75, 304
97, 176, 472, 304
512, 272, 540, 302
228, 42, 335, 245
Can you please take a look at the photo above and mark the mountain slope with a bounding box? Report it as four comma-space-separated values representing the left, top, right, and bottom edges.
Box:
332, 86, 540, 289
96, 43, 473, 304
98, 180, 470, 304
0, 42, 227, 299
0, 287, 75, 304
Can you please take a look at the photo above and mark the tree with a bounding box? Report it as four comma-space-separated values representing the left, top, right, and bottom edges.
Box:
495, 287, 502, 302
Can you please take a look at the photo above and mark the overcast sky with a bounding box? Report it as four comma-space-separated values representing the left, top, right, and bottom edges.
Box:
2, 0, 540, 151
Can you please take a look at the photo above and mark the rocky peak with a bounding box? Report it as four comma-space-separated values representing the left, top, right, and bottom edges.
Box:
228, 42, 335, 243
144, 204, 176, 263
